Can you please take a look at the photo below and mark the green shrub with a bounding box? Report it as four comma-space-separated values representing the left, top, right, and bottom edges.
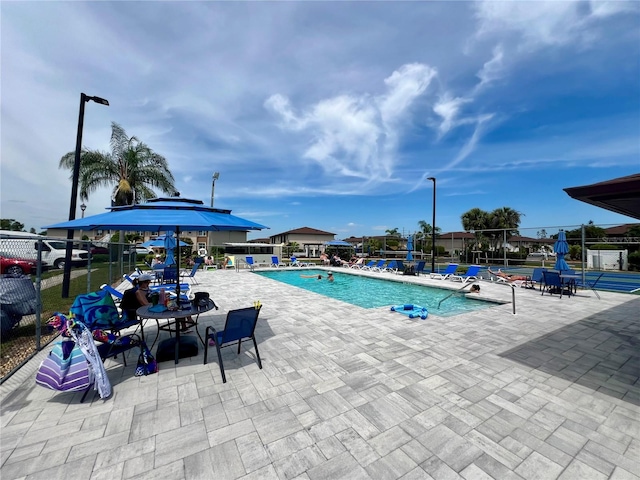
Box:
591, 243, 618, 250
629, 251, 640, 272
569, 245, 581, 260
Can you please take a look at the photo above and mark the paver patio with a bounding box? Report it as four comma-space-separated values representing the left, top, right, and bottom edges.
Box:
1, 267, 638, 479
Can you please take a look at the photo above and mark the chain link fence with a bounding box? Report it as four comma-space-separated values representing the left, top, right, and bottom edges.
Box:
0, 234, 147, 382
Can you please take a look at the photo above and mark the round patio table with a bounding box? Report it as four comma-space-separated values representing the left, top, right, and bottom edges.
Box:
137, 299, 216, 364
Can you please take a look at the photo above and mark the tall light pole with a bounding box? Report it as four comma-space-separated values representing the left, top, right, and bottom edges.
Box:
80, 203, 87, 218
427, 177, 436, 274
62, 93, 109, 298
211, 172, 220, 207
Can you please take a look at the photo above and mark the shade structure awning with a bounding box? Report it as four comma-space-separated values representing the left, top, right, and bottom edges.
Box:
564, 174, 640, 220
324, 240, 352, 247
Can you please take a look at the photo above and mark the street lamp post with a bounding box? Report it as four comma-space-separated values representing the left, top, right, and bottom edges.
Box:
80, 203, 86, 218
427, 177, 436, 274
208, 172, 220, 258
211, 172, 220, 208
62, 93, 109, 298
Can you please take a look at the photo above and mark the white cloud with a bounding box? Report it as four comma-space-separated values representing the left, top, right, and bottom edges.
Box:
433, 95, 473, 137
476, 44, 505, 89
266, 63, 438, 183
474, 0, 637, 50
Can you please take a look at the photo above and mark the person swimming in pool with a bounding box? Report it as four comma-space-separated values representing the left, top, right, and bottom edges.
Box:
327, 272, 334, 282
301, 274, 323, 279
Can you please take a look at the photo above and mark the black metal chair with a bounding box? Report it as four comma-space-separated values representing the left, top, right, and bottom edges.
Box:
204, 306, 262, 383
541, 270, 571, 298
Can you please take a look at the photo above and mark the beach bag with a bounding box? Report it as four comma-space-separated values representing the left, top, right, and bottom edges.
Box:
135, 342, 158, 376
35, 339, 94, 392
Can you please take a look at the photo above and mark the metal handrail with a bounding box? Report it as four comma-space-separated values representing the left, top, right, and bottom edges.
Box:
438, 283, 473, 309
489, 280, 517, 314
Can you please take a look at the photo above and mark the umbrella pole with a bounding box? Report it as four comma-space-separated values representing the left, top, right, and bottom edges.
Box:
176, 227, 181, 302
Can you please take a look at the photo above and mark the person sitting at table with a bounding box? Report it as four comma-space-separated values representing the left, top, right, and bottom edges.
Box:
120, 273, 153, 321
122, 273, 194, 332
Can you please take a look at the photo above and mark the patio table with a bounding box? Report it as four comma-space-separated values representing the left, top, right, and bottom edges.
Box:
137, 299, 216, 364
559, 274, 580, 295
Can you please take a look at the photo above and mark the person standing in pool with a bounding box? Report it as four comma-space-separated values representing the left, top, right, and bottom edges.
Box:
327, 272, 334, 282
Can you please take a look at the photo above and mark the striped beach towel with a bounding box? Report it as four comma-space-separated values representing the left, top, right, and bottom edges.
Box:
35, 339, 93, 392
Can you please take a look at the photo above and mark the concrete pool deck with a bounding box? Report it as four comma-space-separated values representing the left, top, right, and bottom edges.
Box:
1, 267, 639, 479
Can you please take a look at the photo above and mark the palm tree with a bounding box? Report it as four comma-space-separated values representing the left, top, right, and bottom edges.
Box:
461, 208, 489, 250
59, 122, 176, 206
416, 220, 441, 252
488, 207, 522, 250
59, 122, 176, 267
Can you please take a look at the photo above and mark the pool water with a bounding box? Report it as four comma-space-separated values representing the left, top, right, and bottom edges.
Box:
254, 269, 497, 317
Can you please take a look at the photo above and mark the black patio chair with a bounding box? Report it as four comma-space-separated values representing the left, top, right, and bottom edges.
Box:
204, 306, 262, 383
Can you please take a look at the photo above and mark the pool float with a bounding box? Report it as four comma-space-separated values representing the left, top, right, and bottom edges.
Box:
390, 304, 428, 319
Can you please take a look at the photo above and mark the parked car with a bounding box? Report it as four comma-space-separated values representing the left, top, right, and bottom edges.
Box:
123, 245, 153, 256
0, 231, 89, 269
0, 254, 37, 276
75, 242, 110, 255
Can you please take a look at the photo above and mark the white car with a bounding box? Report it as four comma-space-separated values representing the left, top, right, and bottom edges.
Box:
124, 246, 153, 256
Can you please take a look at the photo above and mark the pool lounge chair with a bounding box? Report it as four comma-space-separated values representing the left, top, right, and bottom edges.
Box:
383, 260, 400, 273
357, 260, 376, 270
363, 260, 385, 271
414, 261, 426, 276
372, 261, 390, 272
430, 263, 459, 280
271, 256, 283, 268
245, 256, 256, 271
180, 260, 202, 284
349, 258, 365, 269
100, 283, 123, 303
387, 260, 405, 274
449, 265, 481, 283
290, 257, 311, 267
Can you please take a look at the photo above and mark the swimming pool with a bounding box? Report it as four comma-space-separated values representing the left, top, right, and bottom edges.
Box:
254, 269, 497, 317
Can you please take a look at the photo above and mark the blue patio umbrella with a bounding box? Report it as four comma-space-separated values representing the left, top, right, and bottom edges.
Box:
44, 197, 267, 300
406, 235, 413, 261
554, 230, 570, 271
140, 235, 188, 249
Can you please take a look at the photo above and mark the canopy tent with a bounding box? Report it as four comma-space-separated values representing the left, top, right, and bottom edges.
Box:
45, 197, 268, 299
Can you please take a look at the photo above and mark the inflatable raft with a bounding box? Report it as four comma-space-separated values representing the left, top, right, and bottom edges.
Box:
390, 304, 428, 319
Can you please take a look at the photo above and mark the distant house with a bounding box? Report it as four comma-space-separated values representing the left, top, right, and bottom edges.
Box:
269, 227, 336, 257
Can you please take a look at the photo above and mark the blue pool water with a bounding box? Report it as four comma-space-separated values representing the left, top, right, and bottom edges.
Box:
254, 269, 497, 317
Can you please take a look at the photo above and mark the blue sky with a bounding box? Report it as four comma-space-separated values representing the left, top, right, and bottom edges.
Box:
1, 1, 639, 240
